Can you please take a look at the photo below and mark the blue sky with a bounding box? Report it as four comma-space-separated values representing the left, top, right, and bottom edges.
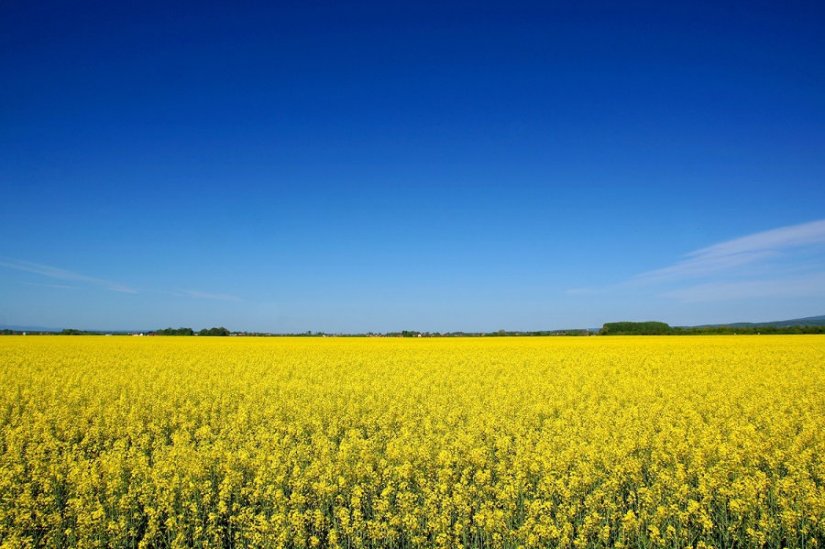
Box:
1, 1, 824, 332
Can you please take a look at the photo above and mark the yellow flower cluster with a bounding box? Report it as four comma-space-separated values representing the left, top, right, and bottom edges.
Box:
0, 335, 823, 547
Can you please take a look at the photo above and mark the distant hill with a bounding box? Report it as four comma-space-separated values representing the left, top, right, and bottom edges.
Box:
601, 315, 825, 335
0, 325, 146, 334
695, 315, 825, 329
0, 325, 61, 332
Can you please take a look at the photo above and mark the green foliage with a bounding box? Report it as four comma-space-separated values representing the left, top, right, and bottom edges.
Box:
153, 327, 195, 336
600, 321, 672, 335
198, 327, 230, 336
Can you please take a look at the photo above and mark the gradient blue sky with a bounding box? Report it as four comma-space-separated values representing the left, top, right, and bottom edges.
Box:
2, 1, 824, 332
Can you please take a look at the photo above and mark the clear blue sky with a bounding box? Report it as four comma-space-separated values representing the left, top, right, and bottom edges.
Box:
2, 1, 824, 332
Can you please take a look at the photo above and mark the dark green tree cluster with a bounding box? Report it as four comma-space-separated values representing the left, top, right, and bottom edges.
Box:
151, 327, 230, 336
152, 327, 195, 336
600, 321, 673, 335
198, 327, 230, 336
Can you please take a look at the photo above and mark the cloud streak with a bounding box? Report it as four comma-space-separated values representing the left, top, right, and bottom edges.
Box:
662, 273, 825, 302
565, 219, 825, 304
20, 281, 78, 290
0, 258, 137, 293
1, 258, 243, 302
633, 219, 825, 283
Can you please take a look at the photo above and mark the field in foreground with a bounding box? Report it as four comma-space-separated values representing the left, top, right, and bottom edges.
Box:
0, 336, 823, 548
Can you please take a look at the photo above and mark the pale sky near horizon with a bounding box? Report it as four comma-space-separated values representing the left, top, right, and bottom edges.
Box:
2, 1, 825, 332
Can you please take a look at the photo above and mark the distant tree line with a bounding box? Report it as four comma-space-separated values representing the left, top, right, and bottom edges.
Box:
600, 321, 825, 335
152, 327, 230, 336
198, 327, 230, 336
673, 325, 825, 335
382, 329, 593, 337
152, 327, 194, 336
3, 323, 824, 337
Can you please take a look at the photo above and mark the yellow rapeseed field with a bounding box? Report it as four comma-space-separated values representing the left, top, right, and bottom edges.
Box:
0, 335, 823, 548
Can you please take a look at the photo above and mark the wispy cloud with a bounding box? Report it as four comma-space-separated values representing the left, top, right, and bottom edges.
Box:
0, 258, 136, 293
662, 273, 825, 302
0, 258, 244, 301
633, 219, 825, 284
566, 219, 825, 303
20, 281, 78, 290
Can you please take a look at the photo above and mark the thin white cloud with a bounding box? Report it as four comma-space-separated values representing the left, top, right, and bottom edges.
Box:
1, 258, 243, 304
662, 273, 825, 302
20, 281, 78, 290
0, 258, 136, 293
633, 219, 825, 283
565, 219, 825, 301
